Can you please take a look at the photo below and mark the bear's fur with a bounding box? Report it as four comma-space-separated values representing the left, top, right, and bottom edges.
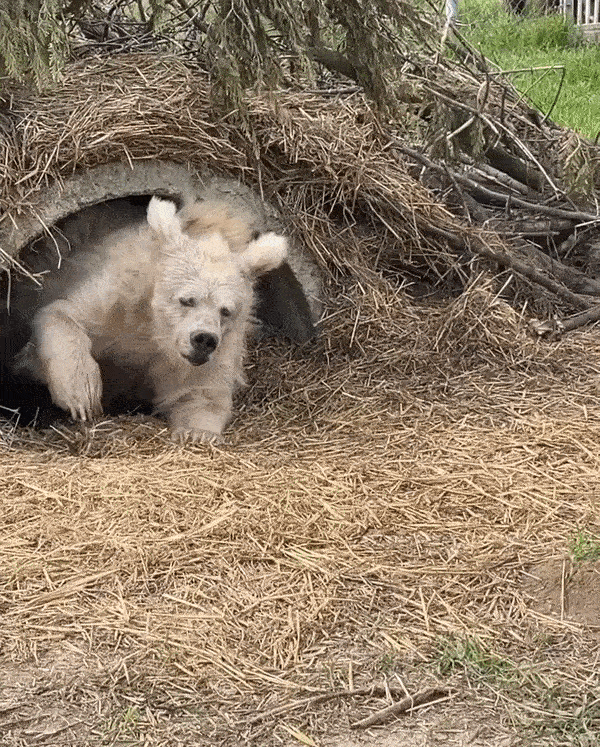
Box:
13, 197, 288, 441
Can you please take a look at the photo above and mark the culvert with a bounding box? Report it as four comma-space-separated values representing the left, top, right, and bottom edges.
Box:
0, 160, 322, 427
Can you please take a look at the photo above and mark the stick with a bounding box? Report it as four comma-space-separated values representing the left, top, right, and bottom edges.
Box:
418, 83, 560, 195
248, 685, 405, 725
555, 304, 600, 335
469, 239, 596, 309
454, 172, 598, 224
350, 688, 455, 729
397, 142, 600, 224
465, 160, 530, 196
379, 149, 600, 306
401, 216, 595, 311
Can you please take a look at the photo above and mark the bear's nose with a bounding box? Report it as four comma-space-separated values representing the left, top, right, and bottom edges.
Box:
190, 331, 218, 355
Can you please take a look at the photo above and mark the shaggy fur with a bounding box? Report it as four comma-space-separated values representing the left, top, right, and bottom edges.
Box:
180, 197, 318, 342
14, 198, 288, 441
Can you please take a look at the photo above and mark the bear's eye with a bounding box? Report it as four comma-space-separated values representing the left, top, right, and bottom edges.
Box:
179, 297, 197, 308
220, 307, 232, 318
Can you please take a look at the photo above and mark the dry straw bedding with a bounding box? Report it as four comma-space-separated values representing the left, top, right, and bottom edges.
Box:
0, 53, 473, 278
2, 286, 600, 743
1, 54, 600, 744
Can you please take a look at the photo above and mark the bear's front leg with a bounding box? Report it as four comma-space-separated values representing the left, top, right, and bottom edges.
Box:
34, 300, 103, 421
167, 386, 233, 444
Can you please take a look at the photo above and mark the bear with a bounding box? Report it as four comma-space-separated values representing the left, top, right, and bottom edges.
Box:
13, 197, 288, 441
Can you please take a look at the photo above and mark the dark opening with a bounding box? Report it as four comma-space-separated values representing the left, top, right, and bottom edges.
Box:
0, 196, 316, 428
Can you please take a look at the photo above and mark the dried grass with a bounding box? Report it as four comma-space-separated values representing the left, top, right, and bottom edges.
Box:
2, 280, 600, 744
0, 53, 567, 288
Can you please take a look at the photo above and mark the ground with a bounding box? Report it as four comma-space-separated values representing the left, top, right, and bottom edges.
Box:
2, 284, 600, 746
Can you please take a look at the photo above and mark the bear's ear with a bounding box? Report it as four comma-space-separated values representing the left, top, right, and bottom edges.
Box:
147, 197, 182, 244
239, 232, 288, 278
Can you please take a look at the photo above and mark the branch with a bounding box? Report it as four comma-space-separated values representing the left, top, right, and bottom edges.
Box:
248, 685, 407, 726
400, 142, 599, 224
484, 218, 574, 236
557, 305, 600, 334
420, 222, 594, 310
350, 688, 455, 729
513, 241, 600, 296
483, 146, 544, 192
419, 82, 561, 195
175, 0, 209, 33
393, 143, 600, 305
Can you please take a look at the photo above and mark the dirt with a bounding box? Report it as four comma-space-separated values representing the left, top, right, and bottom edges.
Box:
0, 647, 519, 747
522, 559, 600, 630
293, 705, 518, 746
0, 646, 116, 746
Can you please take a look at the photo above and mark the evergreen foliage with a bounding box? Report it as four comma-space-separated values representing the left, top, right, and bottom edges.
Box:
0, 0, 439, 113
0, 0, 71, 86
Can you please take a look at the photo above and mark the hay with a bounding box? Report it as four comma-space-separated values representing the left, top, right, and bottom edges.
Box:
1, 51, 598, 319
2, 51, 600, 744
0, 55, 435, 287
2, 278, 600, 743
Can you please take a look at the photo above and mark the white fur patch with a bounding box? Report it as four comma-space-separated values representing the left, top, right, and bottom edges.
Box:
239, 232, 288, 277
147, 197, 181, 243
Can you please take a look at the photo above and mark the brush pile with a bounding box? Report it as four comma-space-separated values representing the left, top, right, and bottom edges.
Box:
1, 33, 600, 330
1, 10, 600, 747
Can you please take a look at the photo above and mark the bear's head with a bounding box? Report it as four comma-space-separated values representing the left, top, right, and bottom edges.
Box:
147, 197, 287, 366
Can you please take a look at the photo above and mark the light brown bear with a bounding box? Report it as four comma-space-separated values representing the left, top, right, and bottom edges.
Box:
15, 197, 288, 441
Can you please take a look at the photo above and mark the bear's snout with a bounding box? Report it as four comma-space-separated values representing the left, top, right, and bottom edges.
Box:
185, 331, 219, 366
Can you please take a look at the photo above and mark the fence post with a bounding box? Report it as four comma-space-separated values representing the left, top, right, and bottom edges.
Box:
446, 0, 459, 22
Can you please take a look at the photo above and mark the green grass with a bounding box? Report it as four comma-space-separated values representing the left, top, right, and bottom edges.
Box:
570, 530, 600, 561
435, 635, 520, 684
434, 635, 599, 744
459, 0, 600, 138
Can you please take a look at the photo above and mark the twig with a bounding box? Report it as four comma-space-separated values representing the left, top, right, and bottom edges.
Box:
384, 145, 600, 306
447, 114, 476, 144
463, 160, 530, 196
414, 81, 562, 196
492, 115, 561, 197
560, 558, 567, 622
415, 219, 594, 310
542, 66, 566, 125
350, 688, 456, 729
497, 66, 565, 124
175, 0, 209, 33
511, 239, 600, 296
307, 45, 362, 81
555, 304, 600, 335
396, 143, 600, 224
0, 703, 25, 716
442, 164, 474, 223
454, 172, 598, 224
32, 721, 83, 741
248, 685, 406, 725
484, 218, 574, 237
469, 238, 595, 310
